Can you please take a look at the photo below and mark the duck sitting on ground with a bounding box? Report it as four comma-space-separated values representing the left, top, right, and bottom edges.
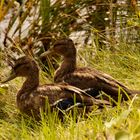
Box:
40, 38, 140, 102
1, 56, 109, 120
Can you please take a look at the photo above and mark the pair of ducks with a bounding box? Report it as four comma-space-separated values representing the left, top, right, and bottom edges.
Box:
1, 38, 140, 120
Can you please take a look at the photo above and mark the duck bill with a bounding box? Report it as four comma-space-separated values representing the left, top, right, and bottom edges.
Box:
40, 48, 54, 58
1, 71, 16, 84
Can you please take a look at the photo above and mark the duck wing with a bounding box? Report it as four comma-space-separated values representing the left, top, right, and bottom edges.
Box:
62, 67, 140, 101
36, 83, 110, 109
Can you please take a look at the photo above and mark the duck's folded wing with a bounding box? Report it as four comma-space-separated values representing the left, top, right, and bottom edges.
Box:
57, 84, 111, 106
37, 84, 110, 110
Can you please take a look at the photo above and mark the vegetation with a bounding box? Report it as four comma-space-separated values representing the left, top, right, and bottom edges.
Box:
0, 0, 140, 139
0, 42, 140, 139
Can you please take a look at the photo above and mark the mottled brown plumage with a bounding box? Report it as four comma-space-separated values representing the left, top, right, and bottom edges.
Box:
1, 56, 109, 120
40, 38, 140, 101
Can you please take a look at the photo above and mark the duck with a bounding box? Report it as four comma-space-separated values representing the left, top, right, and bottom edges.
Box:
1, 56, 109, 120
40, 38, 140, 101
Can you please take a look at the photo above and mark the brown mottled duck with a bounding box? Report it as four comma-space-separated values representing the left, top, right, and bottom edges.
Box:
40, 38, 140, 101
1, 56, 109, 120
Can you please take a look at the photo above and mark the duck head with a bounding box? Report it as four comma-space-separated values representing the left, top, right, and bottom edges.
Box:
1, 56, 39, 83
40, 38, 76, 58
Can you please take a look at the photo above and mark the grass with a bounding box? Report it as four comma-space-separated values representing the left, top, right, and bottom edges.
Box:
0, 42, 140, 140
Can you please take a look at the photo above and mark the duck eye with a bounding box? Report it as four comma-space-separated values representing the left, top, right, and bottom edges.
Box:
53, 45, 57, 48
13, 64, 22, 70
54, 43, 61, 47
14, 62, 27, 70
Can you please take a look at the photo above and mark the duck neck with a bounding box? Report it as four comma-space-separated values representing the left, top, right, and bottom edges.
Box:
54, 56, 76, 83
17, 70, 39, 101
